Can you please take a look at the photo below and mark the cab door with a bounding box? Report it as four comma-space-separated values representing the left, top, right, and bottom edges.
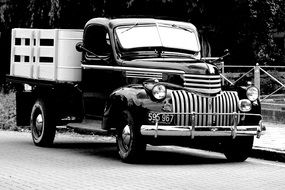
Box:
81, 24, 114, 118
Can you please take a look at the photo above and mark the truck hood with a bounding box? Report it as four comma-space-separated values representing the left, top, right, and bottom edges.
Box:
122, 58, 221, 95
122, 59, 219, 75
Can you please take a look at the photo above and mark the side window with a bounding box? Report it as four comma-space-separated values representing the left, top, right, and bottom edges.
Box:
84, 25, 111, 59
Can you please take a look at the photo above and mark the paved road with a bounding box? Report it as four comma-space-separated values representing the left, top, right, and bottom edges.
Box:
1, 130, 285, 190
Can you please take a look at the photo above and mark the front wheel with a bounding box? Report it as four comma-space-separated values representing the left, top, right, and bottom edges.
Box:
116, 110, 146, 163
31, 99, 56, 147
222, 136, 254, 162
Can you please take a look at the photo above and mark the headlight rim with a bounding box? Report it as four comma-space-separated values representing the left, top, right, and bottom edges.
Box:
152, 84, 167, 101
239, 99, 252, 112
246, 86, 259, 101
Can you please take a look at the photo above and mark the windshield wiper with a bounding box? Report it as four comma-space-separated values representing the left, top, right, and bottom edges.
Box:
166, 49, 230, 65
120, 51, 155, 59
161, 52, 202, 61
120, 23, 138, 34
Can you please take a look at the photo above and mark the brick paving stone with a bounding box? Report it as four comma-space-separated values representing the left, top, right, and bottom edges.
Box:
254, 122, 285, 152
1, 127, 285, 189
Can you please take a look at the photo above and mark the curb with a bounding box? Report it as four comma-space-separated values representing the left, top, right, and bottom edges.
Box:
262, 109, 285, 124
251, 147, 285, 162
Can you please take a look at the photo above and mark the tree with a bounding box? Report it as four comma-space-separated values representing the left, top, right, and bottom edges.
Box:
49, 0, 105, 28
0, 0, 284, 83
248, 0, 285, 65
0, 0, 30, 30
27, 0, 51, 28
0, 0, 30, 84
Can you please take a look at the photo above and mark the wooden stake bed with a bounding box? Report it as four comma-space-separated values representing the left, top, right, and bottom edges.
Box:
10, 28, 83, 82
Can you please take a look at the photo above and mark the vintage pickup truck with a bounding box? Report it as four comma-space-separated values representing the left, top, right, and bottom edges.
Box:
6, 17, 264, 163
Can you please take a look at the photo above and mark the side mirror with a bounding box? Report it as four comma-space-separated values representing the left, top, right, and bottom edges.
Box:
208, 49, 230, 64
223, 49, 230, 57
75, 42, 110, 64
76, 42, 84, 52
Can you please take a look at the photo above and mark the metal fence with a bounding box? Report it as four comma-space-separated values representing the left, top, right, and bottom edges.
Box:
219, 63, 285, 102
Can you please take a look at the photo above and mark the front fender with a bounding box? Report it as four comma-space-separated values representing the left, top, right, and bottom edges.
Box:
102, 85, 170, 130
233, 85, 262, 125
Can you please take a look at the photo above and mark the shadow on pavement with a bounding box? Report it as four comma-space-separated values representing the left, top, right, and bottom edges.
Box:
139, 148, 228, 165
51, 140, 228, 165
53, 141, 118, 160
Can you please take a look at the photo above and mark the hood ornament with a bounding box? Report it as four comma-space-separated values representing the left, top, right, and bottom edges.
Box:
208, 64, 216, 75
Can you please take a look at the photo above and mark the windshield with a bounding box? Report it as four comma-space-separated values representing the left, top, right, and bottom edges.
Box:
115, 23, 200, 53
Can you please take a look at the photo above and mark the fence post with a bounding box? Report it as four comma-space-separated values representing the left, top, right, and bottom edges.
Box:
254, 63, 260, 91
221, 61, 224, 85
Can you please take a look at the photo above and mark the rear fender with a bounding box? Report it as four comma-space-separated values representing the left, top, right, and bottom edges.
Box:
15, 91, 34, 126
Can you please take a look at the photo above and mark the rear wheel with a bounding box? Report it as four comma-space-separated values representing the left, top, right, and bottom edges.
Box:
116, 110, 146, 163
222, 136, 254, 162
31, 99, 56, 147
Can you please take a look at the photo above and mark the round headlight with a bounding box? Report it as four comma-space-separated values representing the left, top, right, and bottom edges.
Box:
239, 99, 252, 112
152, 84, 166, 101
246, 86, 259, 101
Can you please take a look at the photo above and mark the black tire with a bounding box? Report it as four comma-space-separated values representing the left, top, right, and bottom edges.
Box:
31, 99, 56, 147
222, 136, 254, 162
116, 110, 146, 163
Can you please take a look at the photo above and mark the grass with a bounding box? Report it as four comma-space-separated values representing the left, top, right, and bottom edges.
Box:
0, 92, 90, 135
0, 92, 18, 131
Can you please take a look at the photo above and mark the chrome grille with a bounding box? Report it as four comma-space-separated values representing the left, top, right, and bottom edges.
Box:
126, 71, 162, 79
183, 74, 221, 94
171, 91, 240, 126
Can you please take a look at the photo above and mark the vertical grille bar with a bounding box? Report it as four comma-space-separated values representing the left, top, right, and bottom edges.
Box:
193, 93, 198, 126
221, 93, 226, 126
172, 91, 179, 125
229, 91, 240, 124
181, 91, 190, 126
202, 96, 207, 126
224, 92, 229, 126
227, 91, 234, 125
197, 95, 202, 126
177, 91, 185, 126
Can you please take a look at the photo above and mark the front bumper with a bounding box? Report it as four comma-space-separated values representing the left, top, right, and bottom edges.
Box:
141, 112, 265, 139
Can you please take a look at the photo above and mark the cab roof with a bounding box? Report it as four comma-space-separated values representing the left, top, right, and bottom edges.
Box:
85, 17, 197, 31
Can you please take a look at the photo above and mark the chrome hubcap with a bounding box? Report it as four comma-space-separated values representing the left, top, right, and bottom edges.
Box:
35, 114, 43, 137
122, 124, 131, 150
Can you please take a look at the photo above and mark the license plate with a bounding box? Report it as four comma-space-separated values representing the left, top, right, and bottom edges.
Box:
148, 112, 174, 124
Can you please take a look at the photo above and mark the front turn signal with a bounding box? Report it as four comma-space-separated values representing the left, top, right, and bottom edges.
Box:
239, 99, 252, 112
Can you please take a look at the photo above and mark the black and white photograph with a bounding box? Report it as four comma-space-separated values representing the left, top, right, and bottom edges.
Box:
0, 0, 285, 189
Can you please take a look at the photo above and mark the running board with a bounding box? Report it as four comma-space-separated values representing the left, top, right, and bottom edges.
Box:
67, 119, 114, 135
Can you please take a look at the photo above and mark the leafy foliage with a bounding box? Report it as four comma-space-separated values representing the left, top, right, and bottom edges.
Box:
49, 0, 105, 28
248, 0, 285, 65
0, 0, 29, 30
0, 92, 16, 130
260, 70, 285, 95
